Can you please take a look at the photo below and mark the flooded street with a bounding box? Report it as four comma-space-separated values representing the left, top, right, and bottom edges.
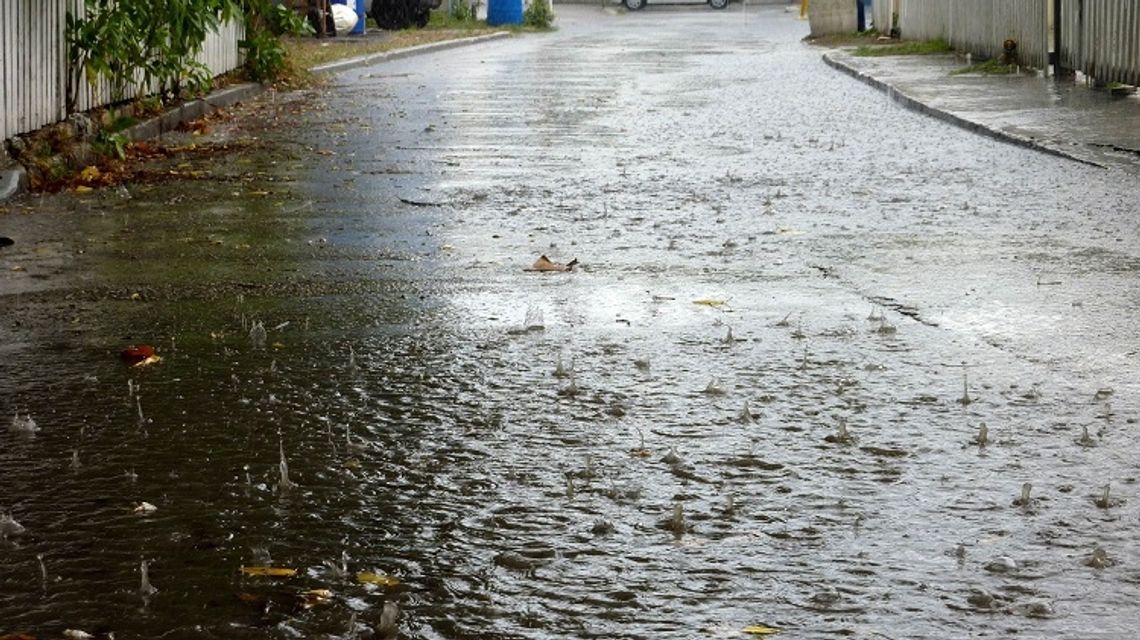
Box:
3, 5, 1140, 638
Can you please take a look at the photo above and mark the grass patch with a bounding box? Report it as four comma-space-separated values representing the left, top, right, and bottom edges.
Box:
853, 38, 952, 57
426, 12, 493, 30
282, 28, 499, 71
804, 30, 882, 47
950, 58, 1017, 75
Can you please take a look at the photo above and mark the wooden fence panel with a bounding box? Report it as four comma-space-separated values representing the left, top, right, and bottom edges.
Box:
1, 0, 244, 142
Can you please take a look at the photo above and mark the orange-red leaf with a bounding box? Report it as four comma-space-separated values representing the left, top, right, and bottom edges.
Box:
120, 344, 156, 365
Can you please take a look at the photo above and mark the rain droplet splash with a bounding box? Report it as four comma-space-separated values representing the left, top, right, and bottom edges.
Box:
277, 437, 296, 492
139, 558, 157, 597
0, 513, 26, 541
249, 321, 267, 349
9, 413, 38, 435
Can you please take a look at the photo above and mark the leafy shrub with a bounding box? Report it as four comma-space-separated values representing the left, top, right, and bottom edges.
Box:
523, 0, 552, 28
240, 0, 310, 82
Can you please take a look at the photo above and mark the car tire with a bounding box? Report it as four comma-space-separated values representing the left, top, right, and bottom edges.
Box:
623, 0, 646, 10
708, 0, 729, 8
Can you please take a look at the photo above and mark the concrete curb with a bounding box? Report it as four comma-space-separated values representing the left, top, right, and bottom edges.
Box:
822, 51, 1105, 169
310, 31, 512, 74
0, 160, 27, 201
123, 82, 263, 142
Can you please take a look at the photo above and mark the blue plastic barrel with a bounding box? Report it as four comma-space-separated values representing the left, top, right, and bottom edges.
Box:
487, 0, 522, 26
350, 0, 365, 35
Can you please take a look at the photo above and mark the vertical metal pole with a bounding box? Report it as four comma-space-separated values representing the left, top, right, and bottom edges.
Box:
1053, 0, 1062, 76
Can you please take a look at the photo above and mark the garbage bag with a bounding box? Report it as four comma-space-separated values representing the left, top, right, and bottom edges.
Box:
331, 3, 358, 33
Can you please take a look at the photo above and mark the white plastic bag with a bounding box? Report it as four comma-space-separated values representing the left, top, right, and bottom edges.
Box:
331, 3, 358, 33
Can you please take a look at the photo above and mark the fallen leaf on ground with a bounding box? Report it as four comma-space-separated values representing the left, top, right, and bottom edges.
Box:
356, 571, 400, 587
78, 166, 101, 183
524, 255, 578, 272
240, 566, 298, 577
743, 625, 781, 635
74, 185, 94, 193
298, 588, 334, 608
693, 298, 728, 307
132, 501, 158, 514
120, 345, 157, 366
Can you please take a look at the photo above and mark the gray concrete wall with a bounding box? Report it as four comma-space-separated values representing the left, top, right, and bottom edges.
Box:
808, 0, 856, 35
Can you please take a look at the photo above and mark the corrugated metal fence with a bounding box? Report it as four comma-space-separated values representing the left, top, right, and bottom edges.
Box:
871, 0, 894, 33
897, 0, 1049, 69
893, 0, 1140, 84
1059, 0, 1140, 86
1, 0, 244, 143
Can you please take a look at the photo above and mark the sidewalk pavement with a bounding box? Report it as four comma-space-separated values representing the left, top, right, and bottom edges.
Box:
824, 49, 1140, 172
0, 32, 509, 202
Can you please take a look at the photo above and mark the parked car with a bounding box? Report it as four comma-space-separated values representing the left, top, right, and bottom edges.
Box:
621, 0, 730, 10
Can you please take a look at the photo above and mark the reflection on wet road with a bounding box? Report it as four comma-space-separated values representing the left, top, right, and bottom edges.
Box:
2, 5, 1139, 638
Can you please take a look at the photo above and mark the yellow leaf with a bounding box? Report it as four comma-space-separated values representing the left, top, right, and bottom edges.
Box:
131, 355, 162, 367
356, 571, 399, 587
240, 566, 297, 577
74, 185, 94, 193
298, 588, 334, 609
693, 298, 727, 307
79, 165, 101, 182
743, 625, 781, 635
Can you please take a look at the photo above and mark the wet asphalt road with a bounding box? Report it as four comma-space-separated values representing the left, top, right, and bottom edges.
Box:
2, 4, 1140, 639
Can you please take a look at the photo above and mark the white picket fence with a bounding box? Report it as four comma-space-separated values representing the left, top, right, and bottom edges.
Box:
1, 0, 244, 143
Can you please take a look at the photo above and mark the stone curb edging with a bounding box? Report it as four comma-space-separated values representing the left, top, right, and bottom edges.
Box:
821, 51, 1105, 169
122, 82, 263, 142
0, 155, 27, 201
310, 31, 512, 74
0, 31, 512, 203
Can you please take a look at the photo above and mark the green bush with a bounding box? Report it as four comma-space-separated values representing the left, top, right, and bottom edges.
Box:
240, 0, 310, 82
450, 0, 476, 22
523, 0, 553, 28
